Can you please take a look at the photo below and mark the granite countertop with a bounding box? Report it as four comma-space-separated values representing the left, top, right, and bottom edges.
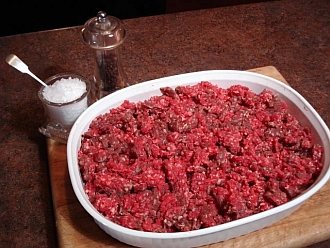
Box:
0, 0, 329, 247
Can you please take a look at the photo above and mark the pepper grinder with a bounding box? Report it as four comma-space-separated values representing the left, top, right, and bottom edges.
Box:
82, 11, 128, 100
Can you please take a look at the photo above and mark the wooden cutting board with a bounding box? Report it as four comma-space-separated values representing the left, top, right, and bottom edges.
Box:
47, 66, 330, 248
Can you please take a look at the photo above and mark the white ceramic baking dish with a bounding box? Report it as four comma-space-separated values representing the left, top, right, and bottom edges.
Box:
67, 70, 330, 248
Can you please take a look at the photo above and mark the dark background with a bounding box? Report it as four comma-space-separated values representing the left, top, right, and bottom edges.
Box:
1, 0, 275, 37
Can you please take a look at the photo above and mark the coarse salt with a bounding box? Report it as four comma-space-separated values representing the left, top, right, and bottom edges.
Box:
43, 77, 86, 103
40, 76, 89, 128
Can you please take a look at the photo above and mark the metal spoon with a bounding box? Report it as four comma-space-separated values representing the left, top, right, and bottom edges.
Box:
5, 54, 48, 87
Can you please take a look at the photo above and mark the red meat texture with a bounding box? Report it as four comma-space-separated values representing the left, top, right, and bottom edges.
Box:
78, 82, 323, 232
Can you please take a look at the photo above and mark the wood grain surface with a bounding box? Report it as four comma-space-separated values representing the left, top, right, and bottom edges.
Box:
47, 66, 330, 248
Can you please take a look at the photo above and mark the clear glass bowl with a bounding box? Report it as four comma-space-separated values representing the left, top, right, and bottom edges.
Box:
38, 73, 91, 143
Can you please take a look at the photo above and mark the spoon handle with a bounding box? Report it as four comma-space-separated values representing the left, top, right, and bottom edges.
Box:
26, 71, 48, 87
5, 54, 48, 87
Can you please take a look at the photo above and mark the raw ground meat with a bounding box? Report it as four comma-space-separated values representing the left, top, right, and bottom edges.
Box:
78, 82, 324, 232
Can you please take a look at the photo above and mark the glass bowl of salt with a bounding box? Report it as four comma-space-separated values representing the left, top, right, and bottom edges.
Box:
38, 73, 91, 143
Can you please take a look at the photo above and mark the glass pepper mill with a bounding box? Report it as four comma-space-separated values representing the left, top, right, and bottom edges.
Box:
82, 11, 128, 100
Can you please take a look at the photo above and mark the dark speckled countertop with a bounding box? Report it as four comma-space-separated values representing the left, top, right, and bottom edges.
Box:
0, 0, 329, 247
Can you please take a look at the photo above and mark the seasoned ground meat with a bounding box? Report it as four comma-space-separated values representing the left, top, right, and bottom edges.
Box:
78, 82, 323, 232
